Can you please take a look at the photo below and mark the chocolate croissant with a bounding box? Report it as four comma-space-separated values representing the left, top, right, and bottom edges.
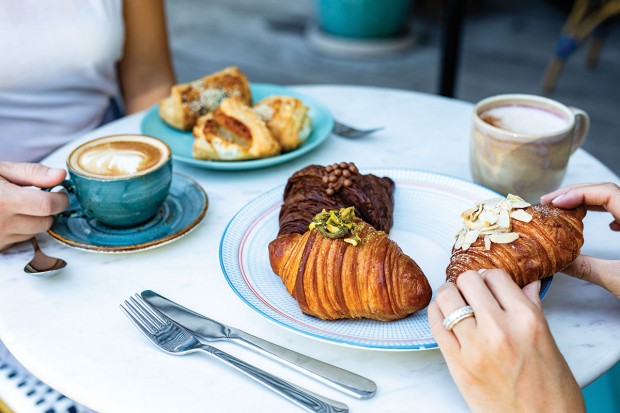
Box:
277, 163, 394, 236
269, 218, 431, 321
446, 199, 586, 287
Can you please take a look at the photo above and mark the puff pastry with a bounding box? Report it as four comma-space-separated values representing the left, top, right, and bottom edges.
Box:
159, 66, 252, 131
268, 164, 431, 321
192, 97, 281, 161
446, 202, 586, 287
269, 215, 431, 321
253, 96, 312, 152
277, 163, 395, 236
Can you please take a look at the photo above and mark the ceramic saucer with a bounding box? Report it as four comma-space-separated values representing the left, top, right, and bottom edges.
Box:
48, 173, 208, 253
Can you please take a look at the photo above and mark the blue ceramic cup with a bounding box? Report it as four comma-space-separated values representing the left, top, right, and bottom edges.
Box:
315, 0, 412, 39
50, 135, 173, 228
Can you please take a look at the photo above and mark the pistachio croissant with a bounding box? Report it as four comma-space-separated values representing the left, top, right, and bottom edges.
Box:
446, 203, 586, 287
269, 218, 432, 321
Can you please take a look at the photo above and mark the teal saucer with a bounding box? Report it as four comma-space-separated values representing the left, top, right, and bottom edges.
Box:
48, 173, 208, 253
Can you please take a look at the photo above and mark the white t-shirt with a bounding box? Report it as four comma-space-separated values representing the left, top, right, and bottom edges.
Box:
0, 0, 124, 162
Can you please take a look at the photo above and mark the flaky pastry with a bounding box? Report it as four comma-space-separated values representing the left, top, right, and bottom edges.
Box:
192, 97, 281, 161
253, 96, 312, 152
446, 195, 586, 287
159, 66, 252, 131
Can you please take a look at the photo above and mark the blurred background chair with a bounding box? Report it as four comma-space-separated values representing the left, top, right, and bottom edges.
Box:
542, 0, 620, 92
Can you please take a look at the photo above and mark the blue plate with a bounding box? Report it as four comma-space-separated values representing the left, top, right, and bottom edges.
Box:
140, 83, 334, 170
48, 173, 208, 253
220, 168, 552, 351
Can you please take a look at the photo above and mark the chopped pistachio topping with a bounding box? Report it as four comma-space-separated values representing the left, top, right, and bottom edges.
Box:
455, 194, 532, 251
309, 206, 361, 246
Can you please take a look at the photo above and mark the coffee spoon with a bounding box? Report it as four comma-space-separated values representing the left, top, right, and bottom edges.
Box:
24, 238, 66, 277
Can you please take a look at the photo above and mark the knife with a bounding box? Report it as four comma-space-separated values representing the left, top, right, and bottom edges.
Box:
141, 290, 376, 399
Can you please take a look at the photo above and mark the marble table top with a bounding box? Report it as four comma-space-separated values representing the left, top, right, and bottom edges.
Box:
0, 86, 618, 413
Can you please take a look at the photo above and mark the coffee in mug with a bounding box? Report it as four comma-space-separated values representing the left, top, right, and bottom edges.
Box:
470, 94, 589, 202
69, 138, 167, 178
52, 135, 173, 228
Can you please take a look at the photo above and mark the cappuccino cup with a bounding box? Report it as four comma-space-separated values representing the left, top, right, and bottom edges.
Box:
50, 135, 172, 228
470, 94, 589, 202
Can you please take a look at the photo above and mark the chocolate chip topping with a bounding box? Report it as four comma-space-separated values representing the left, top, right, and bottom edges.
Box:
322, 161, 362, 196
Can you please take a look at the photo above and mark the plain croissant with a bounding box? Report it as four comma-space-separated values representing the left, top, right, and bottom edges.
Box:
269, 219, 432, 321
446, 204, 586, 287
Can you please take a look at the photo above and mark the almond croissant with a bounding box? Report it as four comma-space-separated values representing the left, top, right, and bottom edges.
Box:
446, 203, 586, 287
269, 219, 432, 321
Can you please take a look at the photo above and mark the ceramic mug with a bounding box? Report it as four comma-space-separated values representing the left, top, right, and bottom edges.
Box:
470, 94, 589, 202
315, 0, 411, 39
48, 135, 173, 228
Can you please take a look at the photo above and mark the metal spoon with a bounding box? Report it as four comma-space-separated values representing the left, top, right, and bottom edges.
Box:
24, 238, 66, 277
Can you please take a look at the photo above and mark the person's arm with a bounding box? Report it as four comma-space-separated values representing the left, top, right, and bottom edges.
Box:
0, 162, 68, 251
541, 182, 620, 298
117, 0, 176, 114
429, 270, 585, 413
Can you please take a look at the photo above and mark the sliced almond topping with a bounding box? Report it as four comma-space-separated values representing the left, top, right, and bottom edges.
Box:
484, 235, 491, 250
455, 232, 465, 249
479, 210, 499, 225
489, 232, 520, 244
510, 209, 533, 222
480, 224, 501, 234
465, 220, 488, 230
481, 196, 504, 206
464, 229, 480, 244
460, 206, 478, 220
498, 210, 511, 229
509, 200, 531, 209
507, 193, 525, 202
455, 193, 531, 251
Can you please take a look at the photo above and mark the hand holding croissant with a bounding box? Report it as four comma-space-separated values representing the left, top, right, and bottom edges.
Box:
541, 182, 620, 298
446, 195, 587, 287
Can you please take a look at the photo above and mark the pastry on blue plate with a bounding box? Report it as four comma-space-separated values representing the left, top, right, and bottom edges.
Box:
253, 96, 312, 153
159, 66, 252, 131
192, 97, 281, 161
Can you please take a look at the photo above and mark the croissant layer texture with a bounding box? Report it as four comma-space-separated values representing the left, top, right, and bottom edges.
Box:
269, 220, 432, 321
278, 164, 394, 236
446, 204, 586, 287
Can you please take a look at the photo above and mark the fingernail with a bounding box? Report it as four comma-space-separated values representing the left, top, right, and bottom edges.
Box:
551, 194, 564, 204
46, 168, 63, 176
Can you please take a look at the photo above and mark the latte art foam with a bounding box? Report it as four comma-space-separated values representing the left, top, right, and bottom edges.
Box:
69, 137, 169, 179
79, 148, 154, 176
481, 105, 568, 135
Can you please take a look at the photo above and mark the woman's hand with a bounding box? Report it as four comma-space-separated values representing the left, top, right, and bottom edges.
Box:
541, 182, 620, 298
0, 162, 68, 251
429, 270, 585, 413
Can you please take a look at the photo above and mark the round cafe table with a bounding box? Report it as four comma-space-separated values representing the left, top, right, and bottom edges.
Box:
0, 86, 618, 413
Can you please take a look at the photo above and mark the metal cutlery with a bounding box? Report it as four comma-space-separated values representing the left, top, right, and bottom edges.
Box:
121, 295, 348, 413
332, 121, 383, 139
141, 290, 376, 399
23, 238, 66, 278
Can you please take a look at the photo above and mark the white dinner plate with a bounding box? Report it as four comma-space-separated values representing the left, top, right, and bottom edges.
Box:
219, 168, 553, 350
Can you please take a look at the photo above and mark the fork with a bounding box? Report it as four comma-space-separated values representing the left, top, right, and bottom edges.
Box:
121, 295, 349, 413
332, 121, 383, 139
